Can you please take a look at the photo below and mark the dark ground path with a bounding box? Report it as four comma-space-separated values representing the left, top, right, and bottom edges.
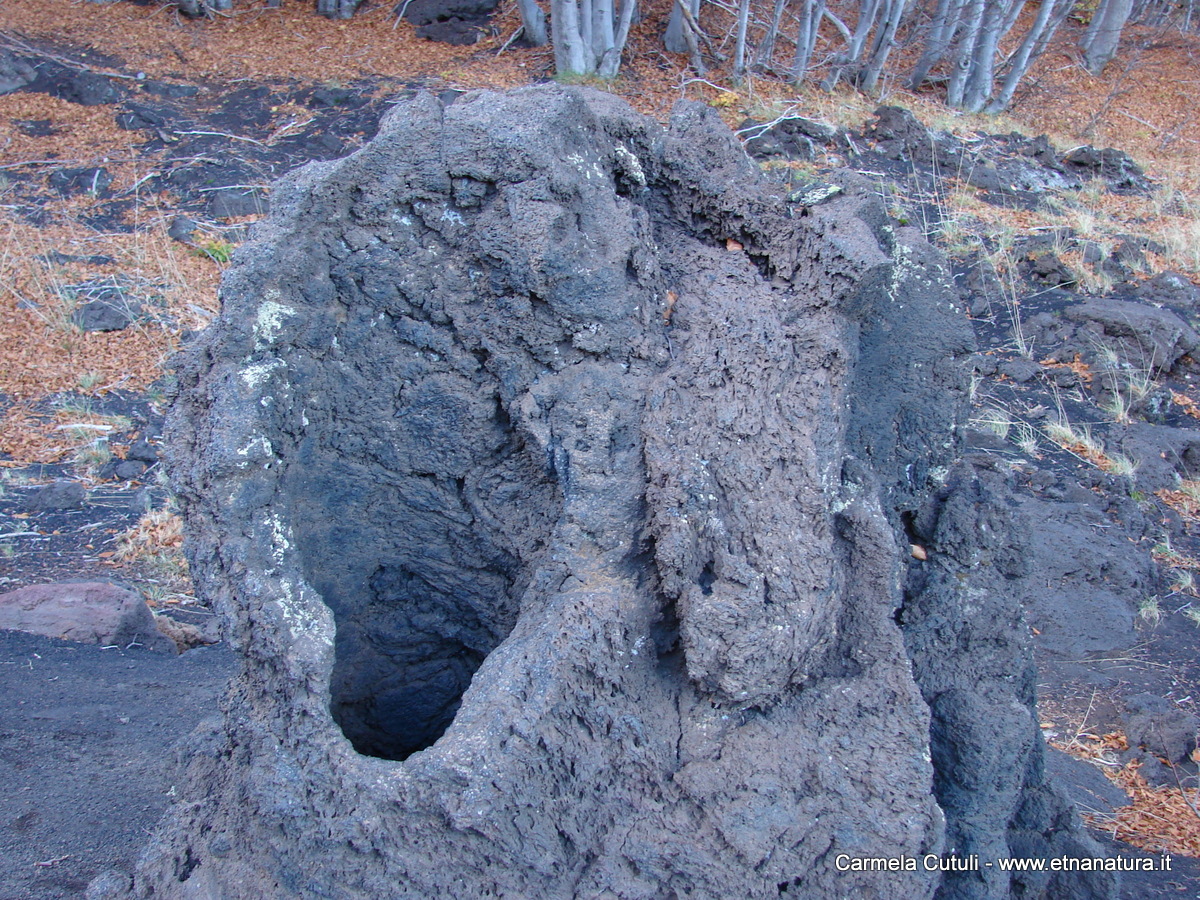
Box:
0, 630, 235, 900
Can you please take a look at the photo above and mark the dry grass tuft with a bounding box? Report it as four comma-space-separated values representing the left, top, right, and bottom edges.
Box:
115, 507, 185, 564
113, 507, 192, 597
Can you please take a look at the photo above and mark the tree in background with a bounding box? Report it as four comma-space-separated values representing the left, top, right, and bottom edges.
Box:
515, 0, 550, 45
547, 0, 637, 76
903, 0, 1074, 112
158, 0, 1195, 111
1081, 0, 1135, 73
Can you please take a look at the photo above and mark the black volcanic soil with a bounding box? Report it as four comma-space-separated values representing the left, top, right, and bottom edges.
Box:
0, 630, 235, 900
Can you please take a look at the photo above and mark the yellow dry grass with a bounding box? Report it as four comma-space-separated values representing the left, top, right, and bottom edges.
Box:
115, 507, 184, 563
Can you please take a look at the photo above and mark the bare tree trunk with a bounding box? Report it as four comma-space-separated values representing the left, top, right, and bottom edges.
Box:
552, 0, 592, 73
598, 0, 636, 76
665, 0, 689, 53
909, 0, 967, 89
823, 0, 885, 89
848, 0, 884, 63
551, 0, 632, 76
791, 0, 827, 83
960, 0, 1009, 112
859, 0, 911, 92
678, 0, 709, 73
945, 0, 984, 108
987, 0, 1071, 112
731, 0, 752, 83
316, 0, 359, 18
755, 0, 790, 69
581, 0, 595, 58
516, 0, 549, 46
1082, 0, 1134, 74
998, 0, 1025, 37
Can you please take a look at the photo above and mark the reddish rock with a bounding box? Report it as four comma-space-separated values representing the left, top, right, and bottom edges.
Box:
0, 582, 175, 653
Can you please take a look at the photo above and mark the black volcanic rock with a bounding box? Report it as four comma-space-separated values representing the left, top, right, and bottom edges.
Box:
126, 86, 1112, 900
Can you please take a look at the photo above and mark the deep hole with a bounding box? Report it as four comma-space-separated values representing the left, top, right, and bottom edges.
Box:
285, 364, 560, 761
329, 564, 495, 760
698, 561, 716, 596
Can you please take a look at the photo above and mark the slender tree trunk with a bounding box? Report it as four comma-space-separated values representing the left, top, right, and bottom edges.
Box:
731, 0, 752, 83
665, 0, 689, 53
860, 0, 911, 92
998, 0, 1025, 37
552, 0, 591, 73
551, 0, 632, 76
598, 0, 636, 76
593, 0, 617, 64
316, 0, 359, 18
791, 0, 826, 83
1082, 0, 1134, 74
909, 0, 966, 88
961, 0, 1008, 112
848, 0, 884, 63
516, 0, 549, 46
987, 0, 1071, 112
945, 0, 984, 108
756, 0, 790, 69
581, 0, 595, 59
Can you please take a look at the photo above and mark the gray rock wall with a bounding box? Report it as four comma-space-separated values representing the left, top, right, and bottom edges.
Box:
135, 86, 1109, 899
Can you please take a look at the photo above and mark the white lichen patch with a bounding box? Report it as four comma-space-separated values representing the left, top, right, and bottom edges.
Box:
614, 145, 646, 186
254, 293, 298, 348
267, 512, 291, 566
262, 513, 334, 645
788, 183, 842, 206
566, 152, 605, 182
274, 577, 334, 646
236, 434, 275, 465
240, 358, 285, 390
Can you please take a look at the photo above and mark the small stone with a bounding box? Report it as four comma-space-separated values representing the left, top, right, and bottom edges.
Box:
73, 299, 134, 332
787, 183, 842, 206
207, 188, 268, 219
1124, 693, 1199, 764
999, 357, 1041, 383
1135, 270, 1200, 308
155, 614, 216, 653
126, 439, 160, 463
24, 481, 86, 511
49, 70, 121, 106
85, 870, 132, 900
0, 51, 36, 95
114, 460, 148, 480
168, 216, 199, 244
48, 166, 112, 197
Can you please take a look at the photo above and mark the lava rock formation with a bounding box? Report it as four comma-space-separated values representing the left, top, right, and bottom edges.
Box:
131, 86, 1112, 899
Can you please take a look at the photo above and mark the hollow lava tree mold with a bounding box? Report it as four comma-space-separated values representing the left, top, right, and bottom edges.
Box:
133, 86, 1113, 899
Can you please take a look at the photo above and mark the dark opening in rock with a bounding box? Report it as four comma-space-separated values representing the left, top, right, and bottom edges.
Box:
280, 357, 562, 760
288, 455, 557, 760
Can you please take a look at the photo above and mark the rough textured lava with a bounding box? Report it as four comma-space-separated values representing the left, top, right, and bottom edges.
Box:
128, 86, 1113, 899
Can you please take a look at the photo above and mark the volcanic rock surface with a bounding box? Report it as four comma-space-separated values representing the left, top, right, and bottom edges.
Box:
133, 86, 1112, 899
